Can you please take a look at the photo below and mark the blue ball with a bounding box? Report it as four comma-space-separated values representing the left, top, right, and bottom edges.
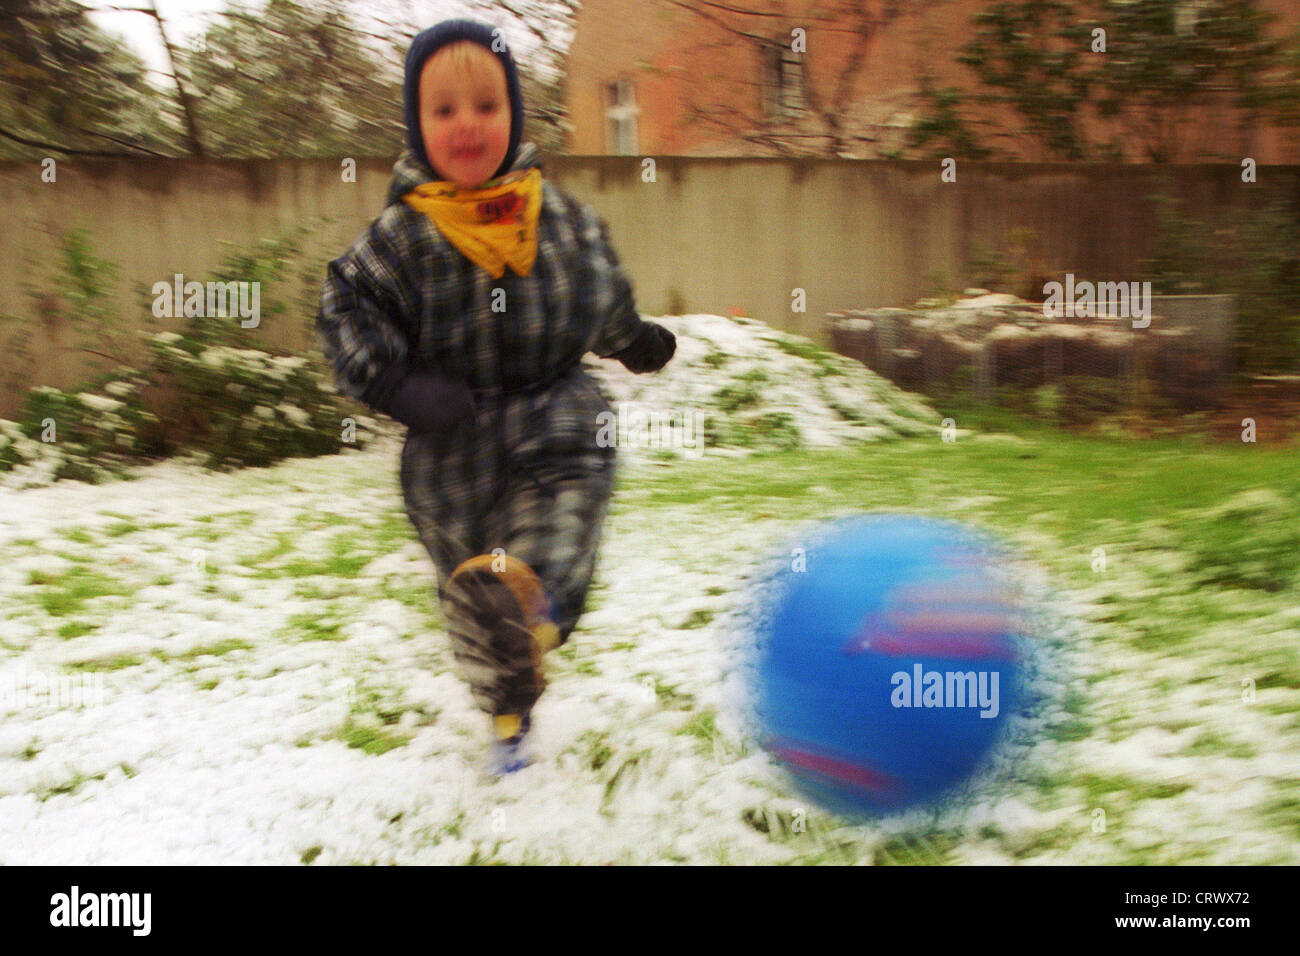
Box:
753, 514, 1026, 817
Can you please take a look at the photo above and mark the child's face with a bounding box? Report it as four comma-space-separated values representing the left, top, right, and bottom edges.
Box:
418, 48, 512, 189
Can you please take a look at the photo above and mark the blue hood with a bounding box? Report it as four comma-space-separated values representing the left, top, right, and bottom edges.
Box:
402, 19, 526, 182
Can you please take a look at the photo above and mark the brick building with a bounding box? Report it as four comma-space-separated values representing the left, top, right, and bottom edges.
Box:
563, 0, 1300, 162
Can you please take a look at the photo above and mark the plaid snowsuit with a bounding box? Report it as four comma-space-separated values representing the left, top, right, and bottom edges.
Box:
317, 143, 647, 671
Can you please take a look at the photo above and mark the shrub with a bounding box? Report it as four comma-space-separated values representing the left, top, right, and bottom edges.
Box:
966, 228, 1058, 302
146, 337, 359, 469
1142, 189, 1300, 376
0, 229, 376, 484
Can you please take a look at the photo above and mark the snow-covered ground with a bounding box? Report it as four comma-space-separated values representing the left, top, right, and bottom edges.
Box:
588, 313, 937, 448
0, 314, 1294, 864
0, 435, 1059, 865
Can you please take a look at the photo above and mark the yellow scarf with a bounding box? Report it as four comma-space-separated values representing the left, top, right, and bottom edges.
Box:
403, 168, 542, 279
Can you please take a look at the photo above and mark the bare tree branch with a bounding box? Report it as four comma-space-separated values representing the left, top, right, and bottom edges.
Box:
139, 0, 205, 155
663, 0, 910, 157
0, 125, 162, 156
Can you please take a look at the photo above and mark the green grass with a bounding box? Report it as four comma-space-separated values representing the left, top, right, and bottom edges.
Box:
251, 531, 378, 579
1076, 772, 1146, 800
1003, 823, 1080, 860
1266, 791, 1300, 838
826, 399, 866, 422
580, 730, 613, 771
677, 608, 714, 630
617, 425, 1300, 655
162, 638, 254, 661
702, 349, 730, 369
636, 674, 695, 711
37, 771, 107, 802
66, 655, 142, 672
626, 426, 1300, 530
330, 682, 425, 755
29, 566, 132, 617
1256, 668, 1300, 691
282, 611, 345, 642
298, 511, 353, 529
872, 831, 964, 866
767, 334, 847, 377
769, 334, 832, 363
241, 531, 299, 572
602, 748, 652, 806
677, 709, 721, 755
371, 510, 418, 548
338, 721, 410, 755
57, 620, 97, 639
740, 804, 808, 841
713, 383, 761, 413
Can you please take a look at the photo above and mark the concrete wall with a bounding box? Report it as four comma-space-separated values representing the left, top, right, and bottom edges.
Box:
2, 153, 1296, 416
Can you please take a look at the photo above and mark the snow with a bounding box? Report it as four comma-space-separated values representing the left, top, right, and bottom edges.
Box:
0, 314, 1293, 864
581, 313, 936, 456
76, 394, 124, 413
952, 294, 1023, 310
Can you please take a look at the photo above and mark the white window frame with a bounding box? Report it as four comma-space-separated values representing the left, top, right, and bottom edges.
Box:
604, 78, 639, 155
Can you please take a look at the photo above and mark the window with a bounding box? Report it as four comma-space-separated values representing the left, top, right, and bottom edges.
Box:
763, 42, 806, 119
1174, 0, 1212, 35
604, 78, 639, 155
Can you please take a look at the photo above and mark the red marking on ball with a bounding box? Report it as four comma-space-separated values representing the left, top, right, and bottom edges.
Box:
771, 738, 903, 797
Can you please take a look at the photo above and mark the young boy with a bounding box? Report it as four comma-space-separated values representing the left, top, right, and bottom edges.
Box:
316, 19, 676, 773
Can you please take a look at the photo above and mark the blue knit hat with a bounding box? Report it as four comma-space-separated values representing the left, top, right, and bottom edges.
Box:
403, 19, 525, 181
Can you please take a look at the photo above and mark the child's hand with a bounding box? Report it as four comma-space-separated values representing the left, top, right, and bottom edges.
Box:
610, 322, 676, 374
387, 370, 477, 438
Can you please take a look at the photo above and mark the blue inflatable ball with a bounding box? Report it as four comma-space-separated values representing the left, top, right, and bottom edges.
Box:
752, 514, 1026, 817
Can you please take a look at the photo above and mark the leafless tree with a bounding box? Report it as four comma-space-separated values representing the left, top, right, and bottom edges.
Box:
661, 0, 910, 157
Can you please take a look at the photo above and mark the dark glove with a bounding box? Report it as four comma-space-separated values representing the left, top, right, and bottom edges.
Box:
610, 322, 676, 373
363, 363, 476, 437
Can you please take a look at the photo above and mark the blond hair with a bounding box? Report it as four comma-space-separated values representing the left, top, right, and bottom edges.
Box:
428, 40, 506, 89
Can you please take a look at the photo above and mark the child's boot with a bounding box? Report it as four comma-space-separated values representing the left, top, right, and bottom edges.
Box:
443, 553, 560, 772
488, 712, 534, 774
